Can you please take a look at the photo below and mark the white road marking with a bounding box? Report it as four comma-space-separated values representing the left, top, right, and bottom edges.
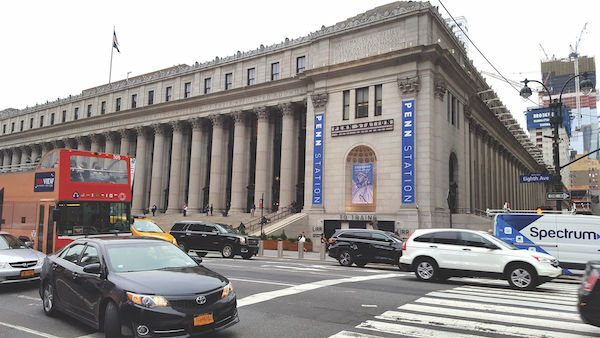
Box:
228, 277, 297, 287
329, 330, 385, 338
17, 295, 41, 301
237, 273, 402, 307
356, 320, 489, 338
426, 291, 575, 311
0, 322, 62, 338
361, 304, 378, 308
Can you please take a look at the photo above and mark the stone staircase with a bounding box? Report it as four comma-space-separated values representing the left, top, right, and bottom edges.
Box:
249, 213, 308, 236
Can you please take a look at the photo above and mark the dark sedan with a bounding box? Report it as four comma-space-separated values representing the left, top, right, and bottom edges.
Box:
579, 260, 600, 327
39, 236, 238, 337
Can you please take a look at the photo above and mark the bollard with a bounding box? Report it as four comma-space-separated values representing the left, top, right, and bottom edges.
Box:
298, 241, 304, 259
277, 240, 283, 258
320, 242, 326, 260
258, 240, 264, 256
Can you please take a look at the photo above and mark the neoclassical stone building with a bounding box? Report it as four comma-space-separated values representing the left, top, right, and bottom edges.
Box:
0, 1, 549, 236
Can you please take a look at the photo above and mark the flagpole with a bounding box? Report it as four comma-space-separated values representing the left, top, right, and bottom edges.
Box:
109, 26, 115, 84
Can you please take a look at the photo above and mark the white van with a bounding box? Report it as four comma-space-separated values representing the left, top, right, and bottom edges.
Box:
493, 213, 600, 274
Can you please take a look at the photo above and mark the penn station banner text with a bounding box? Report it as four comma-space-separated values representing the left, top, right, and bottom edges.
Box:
312, 113, 324, 204
402, 100, 415, 204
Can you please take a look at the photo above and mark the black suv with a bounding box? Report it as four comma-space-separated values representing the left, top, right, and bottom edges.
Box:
328, 229, 403, 269
170, 221, 259, 259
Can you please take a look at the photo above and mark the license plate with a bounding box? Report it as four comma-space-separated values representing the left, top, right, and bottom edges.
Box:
194, 313, 214, 326
20, 270, 34, 277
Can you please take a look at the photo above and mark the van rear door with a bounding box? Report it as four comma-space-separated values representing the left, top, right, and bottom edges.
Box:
554, 215, 600, 271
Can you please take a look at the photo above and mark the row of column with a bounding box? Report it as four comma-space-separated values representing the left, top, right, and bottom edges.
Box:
0, 102, 306, 216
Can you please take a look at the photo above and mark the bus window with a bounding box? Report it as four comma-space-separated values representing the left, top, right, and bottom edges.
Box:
70, 155, 128, 184
38, 152, 59, 169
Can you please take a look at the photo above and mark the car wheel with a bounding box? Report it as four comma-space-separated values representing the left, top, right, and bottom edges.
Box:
221, 244, 235, 258
104, 301, 122, 338
338, 250, 354, 267
242, 253, 253, 260
177, 242, 188, 253
355, 261, 366, 268
414, 258, 439, 282
42, 282, 58, 317
507, 264, 537, 290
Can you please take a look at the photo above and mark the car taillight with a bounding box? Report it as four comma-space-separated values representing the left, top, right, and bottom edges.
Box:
402, 231, 415, 251
328, 238, 336, 243
583, 269, 600, 292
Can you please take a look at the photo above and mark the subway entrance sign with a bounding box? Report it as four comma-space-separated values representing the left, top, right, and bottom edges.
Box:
546, 192, 571, 201
520, 174, 552, 183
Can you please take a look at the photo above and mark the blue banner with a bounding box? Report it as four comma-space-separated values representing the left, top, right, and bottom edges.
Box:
352, 164, 373, 204
34, 172, 55, 192
312, 113, 324, 205
402, 100, 415, 204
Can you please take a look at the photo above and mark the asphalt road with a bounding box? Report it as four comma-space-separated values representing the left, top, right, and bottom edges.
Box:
0, 254, 594, 338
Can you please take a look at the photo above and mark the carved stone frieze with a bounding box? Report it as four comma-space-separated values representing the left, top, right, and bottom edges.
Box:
397, 76, 419, 94
278, 102, 295, 118
434, 77, 447, 100
231, 111, 246, 124
189, 117, 206, 130
209, 114, 224, 127
254, 106, 270, 121
311, 93, 329, 110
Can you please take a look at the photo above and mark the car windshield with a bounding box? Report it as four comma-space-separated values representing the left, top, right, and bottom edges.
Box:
388, 232, 404, 243
0, 234, 27, 250
132, 219, 165, 233
106, 241, 198, 272
216, 223, 238, 234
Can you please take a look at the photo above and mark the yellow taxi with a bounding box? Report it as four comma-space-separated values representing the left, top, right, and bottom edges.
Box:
131, 217, 178, 246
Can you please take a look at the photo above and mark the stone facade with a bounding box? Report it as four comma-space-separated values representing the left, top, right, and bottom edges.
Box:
0, 1, 549, 239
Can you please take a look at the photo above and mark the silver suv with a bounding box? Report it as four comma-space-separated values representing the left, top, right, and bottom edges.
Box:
399, 228, 562, 290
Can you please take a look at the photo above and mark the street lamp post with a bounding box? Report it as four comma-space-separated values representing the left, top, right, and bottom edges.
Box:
520, 72, 594, 211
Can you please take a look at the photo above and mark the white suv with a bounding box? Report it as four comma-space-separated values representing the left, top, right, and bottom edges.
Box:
399, 229, 562, 290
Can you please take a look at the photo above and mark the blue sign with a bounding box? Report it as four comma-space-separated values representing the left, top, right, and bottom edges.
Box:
312, 113, 324, 205
526, 106, 571, 136
402, 100, 415, 204
520, 174, 552, 183
34, 172, 55, 192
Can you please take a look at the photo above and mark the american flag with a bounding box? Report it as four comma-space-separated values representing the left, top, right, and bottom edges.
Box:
113, 30, 120, 53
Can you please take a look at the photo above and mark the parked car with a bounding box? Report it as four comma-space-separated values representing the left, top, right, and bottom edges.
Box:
578, 261, 600, 327
327, 229, 404, 268
39, 236, 238, 337
400, 228, 562, 290
131, 217, 178, 246
0, 232, 46, 284
169, 221, 259, 259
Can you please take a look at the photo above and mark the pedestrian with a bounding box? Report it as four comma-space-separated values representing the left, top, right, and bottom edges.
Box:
250, 203, 256, 217
210, 204, 213, 216
321, 233, 328, 252
152, 204, 157, 216
205, 204, 209, 216
183, 204, 188, 217
298, 231, 307, 252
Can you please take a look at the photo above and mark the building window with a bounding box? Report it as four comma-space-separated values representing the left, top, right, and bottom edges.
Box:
165, 87, 172, 102
355, 87, 369, 118
116, 98, 121, 112
30, 118, 34, 129
184, 82, 191, 98
101, 101, 106, 114
343, 90, 350, 120
20, 120, 24, 132
2, 125, 5, 134
536, 131, 542, 137
225, 73, 233, 90
296, 56, 305, 73
536, 138, 543, 143
131, 94, 137, 108
40, 116, 44, 128
204, 78, 211, 94
148, 90, 154, 105
62, 110, 66, 123
375, 85, 382, 116
87, 104, 92, 117
247, 68, 255, 86
51, 113, 55, 125
11, 122, 14, 133
271, 63, 280, 80
74, 107, 79, 120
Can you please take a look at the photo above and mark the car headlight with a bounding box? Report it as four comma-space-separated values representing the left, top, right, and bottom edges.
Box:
172, 238, 178, 245
532, 256, 554, 264
127, 292, 169, 308
36, 258, 45, 267
239, 237, 246, 244
0, 262, 8, 269
221, 282, 234, 299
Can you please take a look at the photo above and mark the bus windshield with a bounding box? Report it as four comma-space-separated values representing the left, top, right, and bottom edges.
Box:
56, 201, 131, 235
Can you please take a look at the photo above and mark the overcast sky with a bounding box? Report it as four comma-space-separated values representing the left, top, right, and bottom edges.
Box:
1, 0, 599, 132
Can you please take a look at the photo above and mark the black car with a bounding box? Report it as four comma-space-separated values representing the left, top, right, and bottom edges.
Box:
39, 237, 238, 337
170, 221, 259, 259
578, 261, 600, 327
328, 229, 403, 269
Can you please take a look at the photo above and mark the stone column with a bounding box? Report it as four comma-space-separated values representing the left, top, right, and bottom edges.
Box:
3, 149, 12, 172
208, 114, 224, 212
132, 126, 150, 214
104, 131, 116, 154
230, 111, 247, 214
254, 106, 270, 213
20, 146, 30, 167
150, 124, 168, 211
11, 148, 19, 172
187, 118, 206, 213
279, 102, 296, 209
166, 121, 185, 214
76, 136, 87, 151
41, 142, 52, 158
31, 145, 41, 164
119, 129, 131, 156
90, 134, 101, 153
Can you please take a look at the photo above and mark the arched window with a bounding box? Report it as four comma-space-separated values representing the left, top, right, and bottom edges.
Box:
345, 146, 377, 212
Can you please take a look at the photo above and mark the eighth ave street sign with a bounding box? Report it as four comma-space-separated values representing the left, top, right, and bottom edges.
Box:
546, 192, 571, 201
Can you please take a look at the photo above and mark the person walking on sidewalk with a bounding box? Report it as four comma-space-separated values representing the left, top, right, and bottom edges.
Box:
210, 204, 213, 216
152, 204, 157, 216
298, 231, 307, 252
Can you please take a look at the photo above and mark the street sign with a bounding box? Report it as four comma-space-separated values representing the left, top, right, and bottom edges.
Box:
546, 192, 571, 201
521, 174, 552, 183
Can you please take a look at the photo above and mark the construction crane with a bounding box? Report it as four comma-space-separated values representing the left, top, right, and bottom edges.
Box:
570, 22, 588, 131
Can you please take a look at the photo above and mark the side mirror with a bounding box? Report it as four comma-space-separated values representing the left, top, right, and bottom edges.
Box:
192, 256, 203, 264
484, 243, 499, 250
83, 263, 102, 274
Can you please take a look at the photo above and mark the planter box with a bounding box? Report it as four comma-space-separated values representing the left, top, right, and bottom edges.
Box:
261, 240, 313, 251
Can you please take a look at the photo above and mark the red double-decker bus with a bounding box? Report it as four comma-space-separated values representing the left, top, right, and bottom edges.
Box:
0, 149, 132, 253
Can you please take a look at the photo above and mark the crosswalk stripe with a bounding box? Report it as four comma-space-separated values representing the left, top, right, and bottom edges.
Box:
329, 330, 385, 338
355, 320, 489, 338
375, 310, 596, 338
438, 288, 576, 305
426, 291, 575, 311
414, 297, 581, 321
457, 285, 578, 300
397, 303, 596, 334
